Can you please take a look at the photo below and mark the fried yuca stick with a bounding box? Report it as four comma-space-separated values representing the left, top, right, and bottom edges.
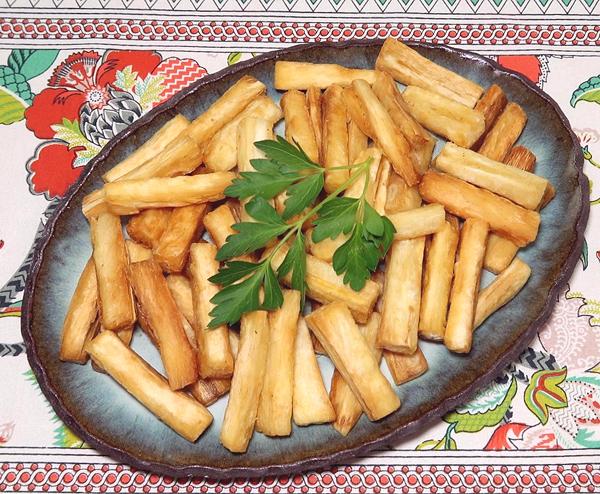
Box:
256, 290, 301, 436
120, 133, 203, 181
376, 38, 484, 108
153, 204, 208, 273
310, 334, 329, 355
274, 61, 376, 90
203, 204, 254, 262
371, 71, 435, 173
373, 157, 391, 215
126, 208, 171, 249
483, 234, 519, 274
189, 243, 235, 378
60, 259, 99, 363
204, 96, 283, 172
540, 183, 556, 209
293, 317, 335, 426
378, 237, 426, 354
281, 90, 320, 164
82, 189, 108, 218
306, 302, 400, 421
305, 231, 342, 264
203, 204, 236, 248
385, 172, 422, 214
474, 84, 507, 135
88, 118, 199, 216
419, 216, 460, 341
83, 190, 146, 217
475, 257, 531, 328
444, 218, 489, 354
237, 117, 274, 221
271, 246, 380, 324
189, 378, 230, 407
187, 75, 266, 144
89, 213, 135, 332
384, 346, 428, 385
103, 172, 234, 213
504, 145, 536, 172
129, 260, 198, 389
116, 325, 134, 345
221, 310, 269, 453
166, 274, 195, 325
344, 147, 383, 203
343, 86, 374, 137
187, 332, 240, 406
387, 204, 445, 240
331, 313, 382, 436
478, 103, 527, 162
349, 80, 419, 186
103, 114, 191, 182
482, 145, 537, 272
86, 331, 212, 441
90, 321, 135, 376
135, 275, 198, 360
348, 118, 369, 166
306, 87, 323, 161
126, 239, 153, 262
418, 172, 540, 247
403, 86, 485, 149
322, 85, 350, 193
435, 143, 548, 210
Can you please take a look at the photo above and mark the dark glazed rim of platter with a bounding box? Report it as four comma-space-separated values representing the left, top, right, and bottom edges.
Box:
21, 39, 589, 479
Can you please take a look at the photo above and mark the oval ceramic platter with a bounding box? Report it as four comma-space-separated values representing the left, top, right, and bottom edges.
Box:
22, 40, 588, 478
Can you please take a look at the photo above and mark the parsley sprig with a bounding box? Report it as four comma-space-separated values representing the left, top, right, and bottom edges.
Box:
207, 137, 395, 328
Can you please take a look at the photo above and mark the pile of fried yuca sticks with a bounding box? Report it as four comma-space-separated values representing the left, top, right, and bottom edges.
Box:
59, 38, 553, 452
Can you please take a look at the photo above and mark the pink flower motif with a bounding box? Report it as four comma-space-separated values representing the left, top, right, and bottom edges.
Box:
0, 422, 15, 444
538, 288, 600, 372
511, 424, 562, 450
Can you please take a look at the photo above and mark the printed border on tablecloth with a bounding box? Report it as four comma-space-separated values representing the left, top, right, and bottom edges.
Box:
1, 457, 600, 493
0, 0, 599, 17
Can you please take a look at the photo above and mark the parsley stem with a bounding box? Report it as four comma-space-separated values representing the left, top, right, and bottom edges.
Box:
326, 162, 370, 172
263, 157, 373, 265
356, 156, 372, 223
300, 157, 373, 223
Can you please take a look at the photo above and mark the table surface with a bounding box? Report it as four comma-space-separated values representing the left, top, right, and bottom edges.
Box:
0, 3, 599, 492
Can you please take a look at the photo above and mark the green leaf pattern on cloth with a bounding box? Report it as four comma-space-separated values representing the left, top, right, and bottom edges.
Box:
444, 377, 518, 432
7, 49, 59, 81
0, 86, 27, 124
114, 66, 138, 93
524, 368, 568, 425
135, 72, 165, 111
227, 52, 242, 65
51, 118, 99, 151
571, 75, 600, 107
567, 291, 600, 326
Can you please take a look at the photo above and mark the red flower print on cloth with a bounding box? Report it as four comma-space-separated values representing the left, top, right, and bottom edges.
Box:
484, 422, 529, 450
27, 142, 82, 199
497, 55, 545, 85
24, 49, 207, 199
25, 51, 161, 140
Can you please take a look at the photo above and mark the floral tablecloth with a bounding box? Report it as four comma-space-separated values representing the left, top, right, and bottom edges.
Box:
1, 3, 599, 492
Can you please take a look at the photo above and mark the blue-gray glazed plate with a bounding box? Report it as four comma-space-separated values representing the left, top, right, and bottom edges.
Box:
21, 40, 588, 479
